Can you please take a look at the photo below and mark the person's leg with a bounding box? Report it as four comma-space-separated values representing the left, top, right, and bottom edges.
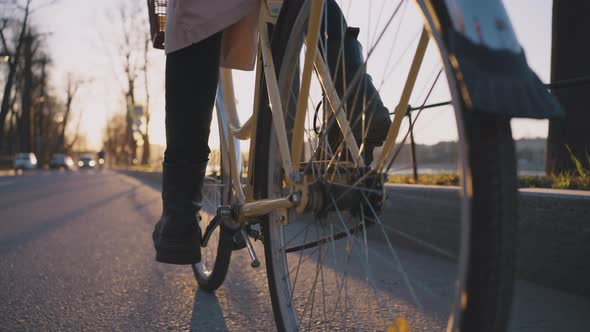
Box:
323, 0, 391, 165
153, 32, 222, 265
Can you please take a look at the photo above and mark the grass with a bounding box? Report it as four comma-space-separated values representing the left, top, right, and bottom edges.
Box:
388, 173, 460, 186
388, 172, 590, 190
519, 173, 590, 190
389, 147, 590, 191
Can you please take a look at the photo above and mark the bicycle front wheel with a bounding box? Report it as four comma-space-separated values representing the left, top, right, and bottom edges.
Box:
254, 0, 517, 331
192, 103, 234, 292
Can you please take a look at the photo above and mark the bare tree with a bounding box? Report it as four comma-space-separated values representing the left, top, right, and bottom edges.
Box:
108, 2, 155, 166
118, 2, 143, 165
96, 2, 156, 167
0, 0, 32, 141
55, 73, 87, 153
1, 0, 56, 165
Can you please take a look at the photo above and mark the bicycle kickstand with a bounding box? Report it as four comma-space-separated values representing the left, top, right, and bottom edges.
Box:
240, 226, 260, 268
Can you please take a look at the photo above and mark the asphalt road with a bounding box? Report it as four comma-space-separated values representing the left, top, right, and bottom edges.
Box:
0, 170, 588, 331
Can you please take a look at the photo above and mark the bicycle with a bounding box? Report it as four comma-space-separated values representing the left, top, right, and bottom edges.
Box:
148, 1, 562, 331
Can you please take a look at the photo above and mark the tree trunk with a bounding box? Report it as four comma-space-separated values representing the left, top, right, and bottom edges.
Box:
546, 0, 590, 174
35, 57, 47, 166
20, 31, 33, 153
140, 36, 151, 165
56, 86, 72, 153
126, 86, 137, 165
7, 106, 15, 155
141, 132, 150, 165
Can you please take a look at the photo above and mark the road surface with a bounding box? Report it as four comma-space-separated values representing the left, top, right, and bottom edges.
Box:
0, 170, 588, 331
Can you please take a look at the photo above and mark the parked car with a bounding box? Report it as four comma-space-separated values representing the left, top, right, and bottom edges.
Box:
78, 154, 96, 169
49, 154, 75, 170
13, 153, 37, 171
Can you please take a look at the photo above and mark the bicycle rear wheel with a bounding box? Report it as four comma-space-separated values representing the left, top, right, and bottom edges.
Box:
254, 0, 517, 331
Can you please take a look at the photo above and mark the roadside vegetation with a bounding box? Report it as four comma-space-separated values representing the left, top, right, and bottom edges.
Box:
389, 172, 589, 190
390, 146, 590, 190
521, 147, 589, 190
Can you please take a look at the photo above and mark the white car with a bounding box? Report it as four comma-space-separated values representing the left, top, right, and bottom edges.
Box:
14, 153, 38, 171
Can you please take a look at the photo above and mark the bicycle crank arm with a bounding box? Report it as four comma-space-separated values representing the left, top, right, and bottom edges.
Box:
239, 195, 297, 219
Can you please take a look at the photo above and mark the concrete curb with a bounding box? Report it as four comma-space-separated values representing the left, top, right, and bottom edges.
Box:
382, 184, 590, 297
517, 189, 590, 297
117, 170, 590, 297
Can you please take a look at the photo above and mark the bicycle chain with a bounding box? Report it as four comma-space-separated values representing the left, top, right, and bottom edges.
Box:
246, 226, 263, 242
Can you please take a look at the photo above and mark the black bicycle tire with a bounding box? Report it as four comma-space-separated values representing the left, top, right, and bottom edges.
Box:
192, 224, 233, 292
460, 111, 517, 331
253, 1, 517, 330
192, 156, 233, 292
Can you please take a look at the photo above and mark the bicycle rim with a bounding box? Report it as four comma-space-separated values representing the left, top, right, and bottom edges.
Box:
255, 0, 516, 331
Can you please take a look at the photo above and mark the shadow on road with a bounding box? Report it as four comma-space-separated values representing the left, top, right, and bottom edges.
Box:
0, 173, 109, 210
190, 289, 229, 331
0, 185, 140, 255
116, 170, 161, 192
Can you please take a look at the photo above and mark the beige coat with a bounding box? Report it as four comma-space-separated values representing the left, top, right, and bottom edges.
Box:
165, 0, 260, 70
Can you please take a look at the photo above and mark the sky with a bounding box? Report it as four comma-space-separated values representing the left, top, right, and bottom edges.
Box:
27, 0, 554, 150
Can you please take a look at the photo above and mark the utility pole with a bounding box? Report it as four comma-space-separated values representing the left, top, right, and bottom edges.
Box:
407, 113, 418, 183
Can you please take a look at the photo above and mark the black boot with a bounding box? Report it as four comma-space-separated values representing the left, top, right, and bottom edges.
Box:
152, 161, 207, 265
324, 4, 392, 165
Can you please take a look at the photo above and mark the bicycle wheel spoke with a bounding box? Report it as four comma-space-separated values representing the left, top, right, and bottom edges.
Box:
257, 0, 502, 329
328, 189, 430, 311
298, 226, 329, 326
288, 222, 314, 305
329, 202, 402, 321
360, 190, 423, 310
381, 223, 457, 260
385, 68, 443, 171
319, 245, 329, 331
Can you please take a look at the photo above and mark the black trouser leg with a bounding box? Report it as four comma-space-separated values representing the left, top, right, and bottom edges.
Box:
153, 33, 223, 265
164, 32, 222, 165
322, 0, 391, 164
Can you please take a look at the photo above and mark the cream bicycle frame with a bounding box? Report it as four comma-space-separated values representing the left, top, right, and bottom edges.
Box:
215, 0, 429, 219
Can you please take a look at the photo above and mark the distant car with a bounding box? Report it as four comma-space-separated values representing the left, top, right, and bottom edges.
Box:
13, 153, 37, 171
49, 154, 75, 170
78, 154, 96, 169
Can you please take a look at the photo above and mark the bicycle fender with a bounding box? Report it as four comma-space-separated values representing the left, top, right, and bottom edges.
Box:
424, 0, 563, 119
